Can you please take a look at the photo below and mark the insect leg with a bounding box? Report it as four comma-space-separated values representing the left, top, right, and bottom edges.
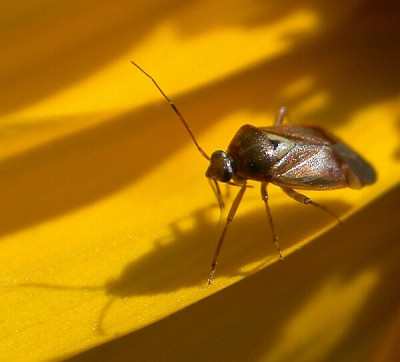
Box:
208, 182, 247, 286
274, 106, 287, 126
280, 187, 341, 223
208, 179, 224, 211
260, 182, 283, 259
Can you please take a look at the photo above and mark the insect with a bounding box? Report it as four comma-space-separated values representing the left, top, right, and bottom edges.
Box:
131, 62, 377, 285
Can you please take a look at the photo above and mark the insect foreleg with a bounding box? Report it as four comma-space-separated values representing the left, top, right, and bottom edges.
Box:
208, 182, 247, 286
208, 179, 224, 211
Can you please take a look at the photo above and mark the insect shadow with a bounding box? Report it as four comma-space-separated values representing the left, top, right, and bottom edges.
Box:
104, 198, 350, 297
64, 185, 400, 361
16, 197, 349, 335
102, 196, 349, 334
99, 196, 350, 334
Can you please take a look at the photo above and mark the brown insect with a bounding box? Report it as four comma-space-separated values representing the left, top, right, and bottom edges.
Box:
131, 62, 377, 285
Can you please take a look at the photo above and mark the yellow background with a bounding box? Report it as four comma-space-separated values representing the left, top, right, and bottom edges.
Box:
1, 1, 399, 360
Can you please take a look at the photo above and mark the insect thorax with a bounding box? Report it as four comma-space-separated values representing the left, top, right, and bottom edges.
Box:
227, 124, 278, 182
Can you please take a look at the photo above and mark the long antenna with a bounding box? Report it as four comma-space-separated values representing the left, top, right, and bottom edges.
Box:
131, 61, 210, 161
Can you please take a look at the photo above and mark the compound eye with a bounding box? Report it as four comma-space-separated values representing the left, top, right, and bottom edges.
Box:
205, 150, 233, 182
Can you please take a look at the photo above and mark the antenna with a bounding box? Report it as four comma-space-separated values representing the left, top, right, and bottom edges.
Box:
131, 61, 210, 161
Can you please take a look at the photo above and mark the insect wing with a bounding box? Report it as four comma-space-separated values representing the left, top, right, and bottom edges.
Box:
268, 142, 348, 190
331, 141, 377, 185
262, 124, 376, 189
262, 124, 338, 145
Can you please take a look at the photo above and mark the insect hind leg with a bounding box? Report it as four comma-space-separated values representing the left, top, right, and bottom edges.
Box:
260, 182, 283, 259
274, 106, 287, 126
280, 187, 341, 223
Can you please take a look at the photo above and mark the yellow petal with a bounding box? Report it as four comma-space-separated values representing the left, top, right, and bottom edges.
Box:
67, 185, 400, 361
0, 1, 398, 360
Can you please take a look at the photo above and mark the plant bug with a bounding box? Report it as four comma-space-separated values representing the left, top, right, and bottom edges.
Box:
131, 62, 377, 285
